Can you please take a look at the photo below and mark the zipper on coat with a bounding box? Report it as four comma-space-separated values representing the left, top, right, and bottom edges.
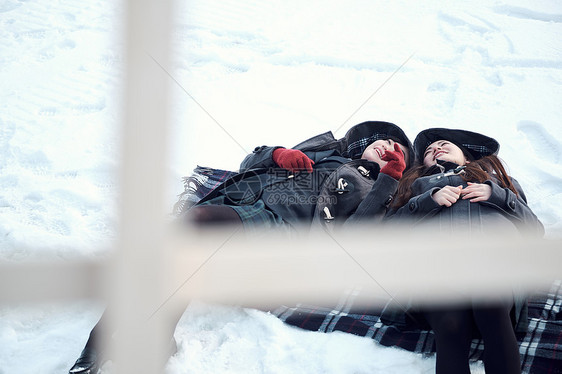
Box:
430, 165, 466, 182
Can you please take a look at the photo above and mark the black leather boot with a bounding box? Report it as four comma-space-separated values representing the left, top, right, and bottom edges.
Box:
68, 344, 101, 374
70, 312, 107, 374
68, 336, 176, 374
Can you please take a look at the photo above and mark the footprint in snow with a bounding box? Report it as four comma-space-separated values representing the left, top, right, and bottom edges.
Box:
517, 121, 562, 163
492, 5, 562, 24
38, 107, 58, 116
438, 11, 492, 35
0, 119, 16, 145
0, 0, 21, 13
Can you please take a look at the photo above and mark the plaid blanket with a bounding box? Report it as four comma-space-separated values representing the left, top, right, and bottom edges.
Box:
273, 281, 562, 374
176, 166, 562, 373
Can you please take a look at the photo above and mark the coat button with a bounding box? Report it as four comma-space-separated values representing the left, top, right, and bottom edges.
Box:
509, 201, 516, 210
357, 166, 370, 177
384, 196, 393, 206
409, 202, 415, 211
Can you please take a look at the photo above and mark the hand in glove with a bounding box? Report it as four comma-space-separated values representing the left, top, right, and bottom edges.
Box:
272, 148, 315, 173
380, 143, 406, 180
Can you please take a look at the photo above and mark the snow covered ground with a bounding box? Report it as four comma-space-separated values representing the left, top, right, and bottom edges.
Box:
1, 0, 561, 373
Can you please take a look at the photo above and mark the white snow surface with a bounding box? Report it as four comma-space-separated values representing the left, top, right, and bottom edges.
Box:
1, 0, 561, 373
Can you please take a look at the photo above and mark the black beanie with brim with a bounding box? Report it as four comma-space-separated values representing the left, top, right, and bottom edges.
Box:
344, 121, 414, 169
414, 128, 499, 163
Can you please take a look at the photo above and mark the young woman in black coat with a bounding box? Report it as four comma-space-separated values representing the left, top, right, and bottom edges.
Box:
386, 128, 544, 374
68, 121, 414, 374
187, 120, 413, 232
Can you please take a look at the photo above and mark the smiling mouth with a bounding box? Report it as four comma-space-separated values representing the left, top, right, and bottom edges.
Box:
434, 151, 446, 160
375, 148, 382, 158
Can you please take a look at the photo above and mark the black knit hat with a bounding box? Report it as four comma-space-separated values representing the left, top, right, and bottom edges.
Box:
414, 128, 499, 163
343, 121, 414, 169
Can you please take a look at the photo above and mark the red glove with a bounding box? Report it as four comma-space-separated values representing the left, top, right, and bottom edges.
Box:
380, 143, 406, 180
272, 148, 315, 173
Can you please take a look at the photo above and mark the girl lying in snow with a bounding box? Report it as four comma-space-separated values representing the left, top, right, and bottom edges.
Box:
184, 120, 412, 232
69, 120, 414, 374
383, 128, 544, 374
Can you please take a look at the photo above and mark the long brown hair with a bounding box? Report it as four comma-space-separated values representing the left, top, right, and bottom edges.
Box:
392, 155, 518, 208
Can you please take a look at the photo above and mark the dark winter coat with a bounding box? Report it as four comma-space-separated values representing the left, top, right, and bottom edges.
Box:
385, 162, 544, 235
382, 161, 544, 332
196, 130, 400, 230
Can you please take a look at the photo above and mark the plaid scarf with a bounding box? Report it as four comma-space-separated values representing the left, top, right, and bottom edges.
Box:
173, 166, 237, 216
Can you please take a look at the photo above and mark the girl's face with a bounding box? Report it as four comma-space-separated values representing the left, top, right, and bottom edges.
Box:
423, 140, 469, 167
361, 139, 409, 168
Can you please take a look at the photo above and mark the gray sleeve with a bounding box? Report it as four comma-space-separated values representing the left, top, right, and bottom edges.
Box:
482, 178, 544, 236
